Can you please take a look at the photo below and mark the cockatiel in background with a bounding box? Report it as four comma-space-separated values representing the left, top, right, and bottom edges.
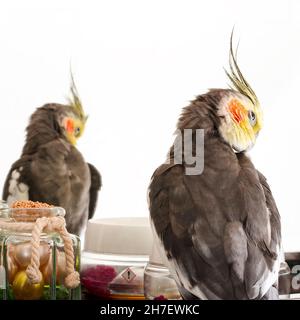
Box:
2, 75, 102, 236
148, 36, 282, 299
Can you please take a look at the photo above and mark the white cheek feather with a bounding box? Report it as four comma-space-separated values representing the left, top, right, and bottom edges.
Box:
6, 168, 29, 205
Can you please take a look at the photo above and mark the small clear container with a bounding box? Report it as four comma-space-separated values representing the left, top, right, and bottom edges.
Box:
144, 241, 181, 300
278, 261, 291, 299
81, 217, 152, 300
283, 252, 300, 299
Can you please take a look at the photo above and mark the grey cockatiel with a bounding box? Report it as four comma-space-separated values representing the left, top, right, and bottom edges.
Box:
148, 39, 282, 299
2, 76, 101, 236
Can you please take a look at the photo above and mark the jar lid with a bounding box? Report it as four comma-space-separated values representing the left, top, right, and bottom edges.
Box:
2, 207, 65, 222
84, 217, 153, 256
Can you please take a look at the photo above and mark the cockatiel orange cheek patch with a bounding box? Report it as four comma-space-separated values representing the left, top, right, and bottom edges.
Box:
228, 99, 247, 123
66, 118, 74, 133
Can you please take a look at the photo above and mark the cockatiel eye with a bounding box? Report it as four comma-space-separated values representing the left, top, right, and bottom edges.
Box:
248, 110, 256, 126
74, 127, 81, 137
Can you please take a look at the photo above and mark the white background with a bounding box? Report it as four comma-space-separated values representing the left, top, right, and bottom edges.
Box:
0, 0, 299, 251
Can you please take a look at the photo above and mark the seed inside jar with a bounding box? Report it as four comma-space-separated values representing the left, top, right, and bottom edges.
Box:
10, 200, 54, 222
11, 200, 54, 209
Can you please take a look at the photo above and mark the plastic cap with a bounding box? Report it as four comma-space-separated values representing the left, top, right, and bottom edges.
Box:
84, 217, 153, 255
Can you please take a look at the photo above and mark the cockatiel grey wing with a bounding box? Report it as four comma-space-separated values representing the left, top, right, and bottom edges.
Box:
256, 170, 282, 270
87, 163, 102, 220
3, 137, 101, 235
2, 140, 74, 205
3, 156, 32, 203
149, 150, 281, 300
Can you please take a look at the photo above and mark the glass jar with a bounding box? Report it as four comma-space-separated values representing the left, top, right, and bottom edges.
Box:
285, 252, 300, 299
0, 200, 8, 209
144, 242, 181, 300
0, 201, 9, 264
0, 206, 81, 300
81, 217, 152, 300
144, 262, 181, 300
278, 261, 291, 299
0, 200, 8, 221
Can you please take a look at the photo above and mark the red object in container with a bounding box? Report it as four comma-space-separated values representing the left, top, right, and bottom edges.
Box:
154, 295, 168, 300
81, 265, 117, 298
